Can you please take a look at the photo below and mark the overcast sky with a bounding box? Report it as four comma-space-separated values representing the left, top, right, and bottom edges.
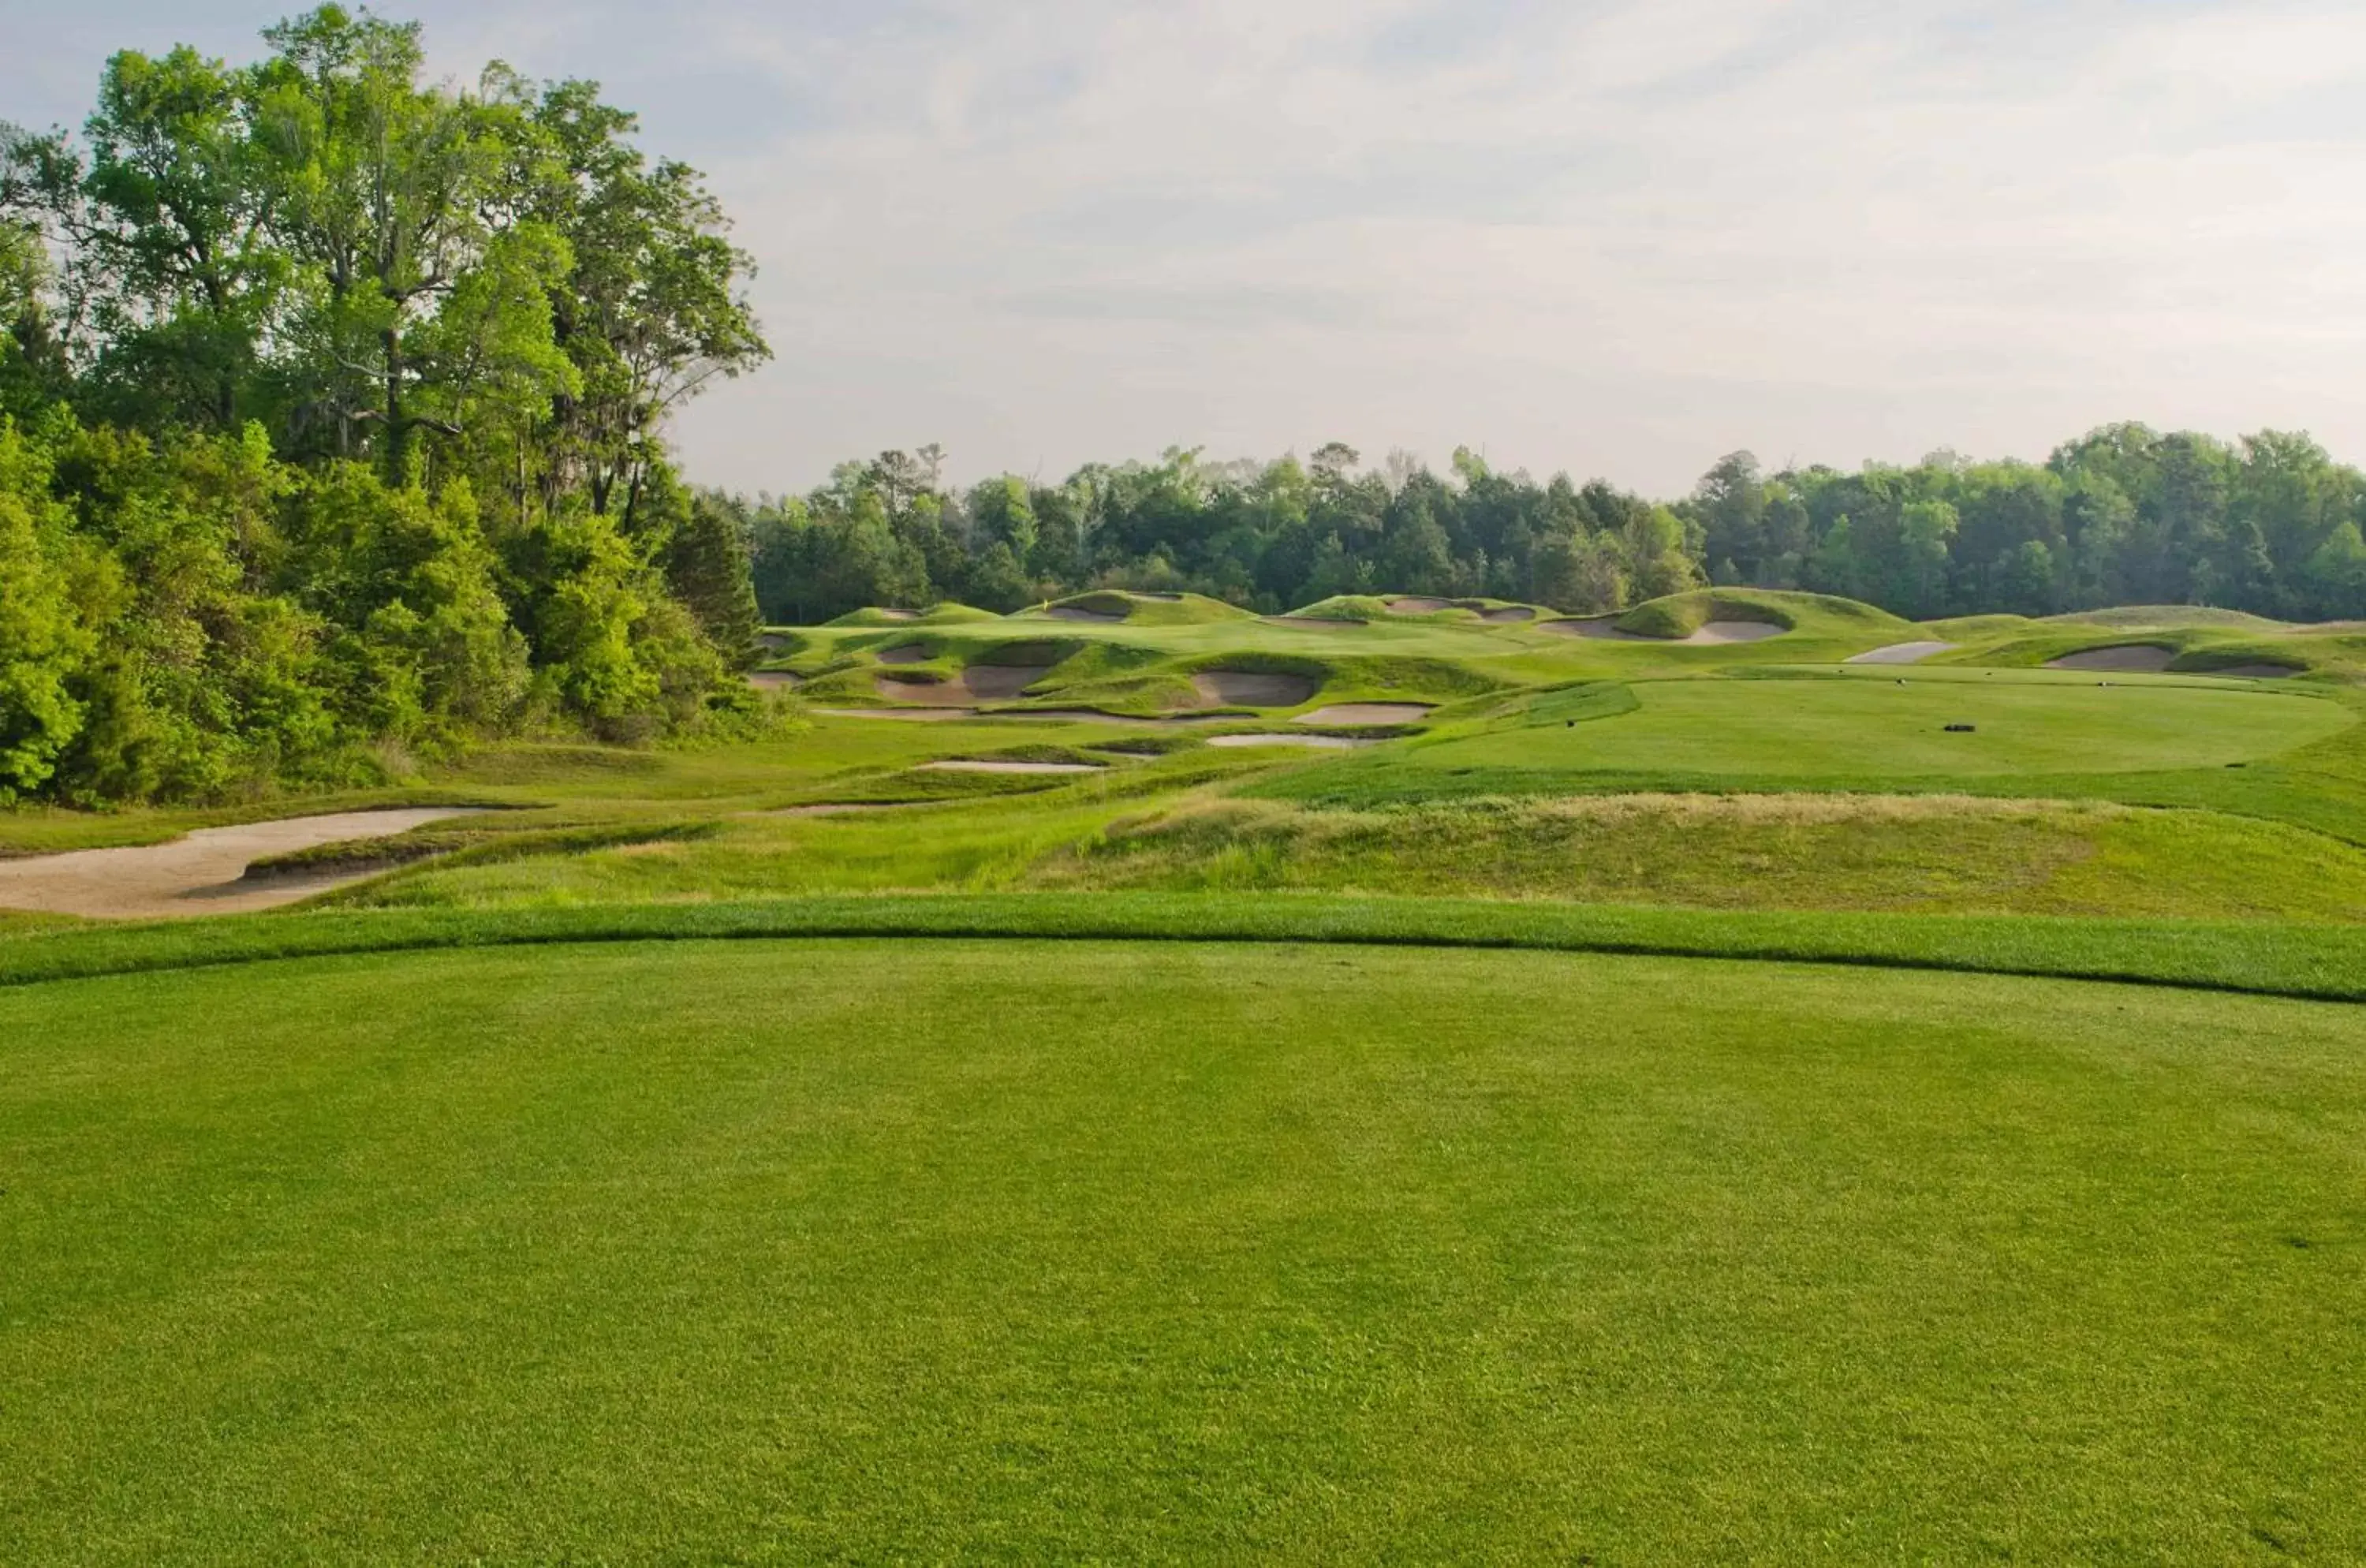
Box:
8, 0, 2366, 495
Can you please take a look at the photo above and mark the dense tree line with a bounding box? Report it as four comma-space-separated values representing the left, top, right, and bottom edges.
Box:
742, 431, 2366, 629
1, 7, 768, 805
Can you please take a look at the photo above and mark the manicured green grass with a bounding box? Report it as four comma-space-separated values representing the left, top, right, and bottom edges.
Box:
1416, 670, 2352, 778
3, 938, 2362, 1562
6, 893, 2366, 1001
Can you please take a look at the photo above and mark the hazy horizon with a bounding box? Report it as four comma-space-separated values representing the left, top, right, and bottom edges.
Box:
9, 0, 2366, 495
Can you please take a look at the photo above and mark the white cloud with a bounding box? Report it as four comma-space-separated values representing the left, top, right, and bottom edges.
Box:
9, 0, 2366, 491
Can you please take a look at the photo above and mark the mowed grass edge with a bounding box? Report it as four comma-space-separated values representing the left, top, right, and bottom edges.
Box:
3, 893, 2364, 1002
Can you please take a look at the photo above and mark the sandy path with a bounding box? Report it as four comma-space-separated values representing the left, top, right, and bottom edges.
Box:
1845, 641, 1956, 666
1293, 703, 1435, 726
2046, 645, 2176, 673
0, 808, 485, 920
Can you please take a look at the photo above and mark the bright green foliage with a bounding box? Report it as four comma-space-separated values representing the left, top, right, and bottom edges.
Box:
0, 9, 769, 802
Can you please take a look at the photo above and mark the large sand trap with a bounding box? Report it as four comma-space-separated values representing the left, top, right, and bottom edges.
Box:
876, 663, 1044, 705
1387, 596, 1452, 614
916, 760, 1106, 775
1293, 703, 1435, 726
875, 608, 919, 621
1541, 617, 1650, 640
1189, 670, 1319, 707
1846, 641, 1956, 666
0, 808, 485, 920
1540, 616, 1785, 646
1480, 606, 1536, 622
2047, 645, 2176, 673
1207, 734, 1375, 749
1689, 621, 1787, 644
875, 644, 932, 664
1047, 605, 1125, 623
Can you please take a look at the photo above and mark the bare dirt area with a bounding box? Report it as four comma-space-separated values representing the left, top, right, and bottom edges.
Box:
2046, 646, 2176, 673
1293, 703, 1435, 726
1189, 670, 1319, 707
0, 808, 485, 920
1846, 641, 1956, 665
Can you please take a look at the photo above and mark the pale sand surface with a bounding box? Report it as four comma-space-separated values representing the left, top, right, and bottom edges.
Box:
1189, 670, 1319, 707
1293, 703, 1435, 726
1207, 734, 1375, 749
1845, 641, 1956, 665
0, 808, 485, 919
2046, 646, 2176, 673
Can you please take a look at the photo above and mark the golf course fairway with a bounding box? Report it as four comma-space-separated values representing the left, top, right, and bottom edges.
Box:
5, 937, 2360, 1562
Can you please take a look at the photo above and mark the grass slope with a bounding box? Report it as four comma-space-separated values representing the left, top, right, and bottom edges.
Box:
3, 939, 2363, 1562
4, 893, 2366, 1001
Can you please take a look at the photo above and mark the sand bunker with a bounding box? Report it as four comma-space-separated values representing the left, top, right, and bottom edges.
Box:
875, 608, 919, 621
745, 671, 804, 689
1207, 734, 1375, 749
1387, 596, 1452, 614
1542, 617, 1649, 640
1189, 670, 1319, 707
915, 760, 1106, 775
875, 663, 1044, 705
1539, 617, 1785, 646
2046, 645, 2176, 673
2206, 663, 2302, 680
1480, 607, 1536, 623
0, 807, 485, 920
1265, 615, 1353, 629
1689, 621, 1787, 644
1293, 703, 1435, 726
1846, 641, 1956, 666
875, 644, 932, 665
1047, 605, 1125, 623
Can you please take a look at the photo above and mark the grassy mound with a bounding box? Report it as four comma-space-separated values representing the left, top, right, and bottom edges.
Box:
1613, 588, 1895, 640
825, 603, 998, 628
1035, 591, 1254, 625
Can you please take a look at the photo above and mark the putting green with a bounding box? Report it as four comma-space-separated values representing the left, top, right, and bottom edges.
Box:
1417, 671, 2354, 777
4, 938, 2363, 1561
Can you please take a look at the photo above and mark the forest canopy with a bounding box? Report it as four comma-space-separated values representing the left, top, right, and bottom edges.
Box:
742, 431, 2366, 629
1, 6, 770, 805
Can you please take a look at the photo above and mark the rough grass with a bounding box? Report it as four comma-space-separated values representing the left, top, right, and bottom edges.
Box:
4, 939, 2364, 1562
1030, 793, 2366, 921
